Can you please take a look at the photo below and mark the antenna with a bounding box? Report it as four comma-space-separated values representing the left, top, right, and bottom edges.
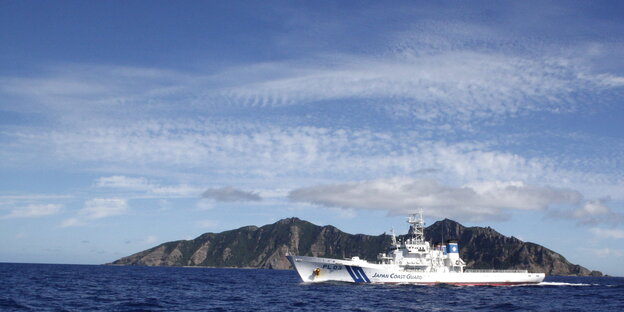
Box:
441, 218, 444, 245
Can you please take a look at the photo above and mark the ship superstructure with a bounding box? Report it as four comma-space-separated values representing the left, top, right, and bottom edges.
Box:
375, 210, 465, 272
287, 210, 545, 285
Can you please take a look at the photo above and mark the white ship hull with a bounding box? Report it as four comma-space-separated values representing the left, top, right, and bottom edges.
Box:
288, 255, 545, 285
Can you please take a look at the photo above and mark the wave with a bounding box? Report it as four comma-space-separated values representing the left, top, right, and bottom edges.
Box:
536, 281, 592, 286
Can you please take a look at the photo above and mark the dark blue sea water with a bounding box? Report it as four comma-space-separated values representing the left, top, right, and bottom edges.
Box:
0, 263, 622, 312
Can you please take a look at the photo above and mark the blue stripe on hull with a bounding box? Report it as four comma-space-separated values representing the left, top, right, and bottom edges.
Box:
344, 265, 370, 283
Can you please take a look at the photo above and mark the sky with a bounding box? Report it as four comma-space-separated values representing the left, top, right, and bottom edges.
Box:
0, 1, 623, 276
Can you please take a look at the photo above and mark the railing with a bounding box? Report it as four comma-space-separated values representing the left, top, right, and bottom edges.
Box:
400, 268, 429, 272
464, 269, 528, 273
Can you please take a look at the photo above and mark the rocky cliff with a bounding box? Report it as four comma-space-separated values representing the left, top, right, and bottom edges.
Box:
110, 217, 602, 276
424, 219, 602, 276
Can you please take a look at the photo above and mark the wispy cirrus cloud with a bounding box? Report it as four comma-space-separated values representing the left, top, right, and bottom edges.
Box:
3, 122, 534, 186
220, 52, 616, 121
3, 120, 621, 202
590, 228, 624, 240
2, 38, 622, 127
195, 219, 219, 229
80, 198, 128, 219
0, 194, 73, 201
0, 64, 189, 117
211, 19, 624, 123
0, 204, 62, 219
96, 176, 153, 190
143, 235, 158, 245
95, 175, 202, 198
202, 187, 261, 202
61, 198, 127, 227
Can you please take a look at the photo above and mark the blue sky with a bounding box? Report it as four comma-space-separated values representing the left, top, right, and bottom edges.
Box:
1, 1, 623, 275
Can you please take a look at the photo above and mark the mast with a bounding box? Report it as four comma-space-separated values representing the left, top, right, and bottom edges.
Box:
407, 209, 425, 244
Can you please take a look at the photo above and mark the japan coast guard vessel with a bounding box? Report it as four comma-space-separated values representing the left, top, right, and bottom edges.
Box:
287, 211, 545, 285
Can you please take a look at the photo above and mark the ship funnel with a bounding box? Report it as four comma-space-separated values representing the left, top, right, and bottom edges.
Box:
446, 240, 459, 254
446, 239, 459, 262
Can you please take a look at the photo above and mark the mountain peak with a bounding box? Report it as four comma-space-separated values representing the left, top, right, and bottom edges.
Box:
424, 218, 465, 244
428, 218, 463, 227
276, 217, 303, 225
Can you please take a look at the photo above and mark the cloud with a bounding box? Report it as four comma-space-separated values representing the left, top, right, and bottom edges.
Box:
151, 184, 202, 197
328, 207, 357, 219
464, 180, 583, 210
158, 199, 171, 210
289, 178, 582, 221
95, 175, 202, 198
195, 199, 214, 211
202, 187, 261, 202
96, 176, 153, 190
0, 64, 187, 119
0, 204, 62, 219
3, 30, 623, 128
217, 50, 624, 125
0, 194, 73, 201
588, 247, 624, 258
196, 219, 218, 229
551, 198, 624, 226
143, 235, 158, 245
574, 199, 610, 218
60, 217, 82, 227
80, 198, 128, 219
1, 23, 622, 214
590, 228, 624, 240
61, 198, 127, 227
2, 122, 536, 180
3, 120, 621, 204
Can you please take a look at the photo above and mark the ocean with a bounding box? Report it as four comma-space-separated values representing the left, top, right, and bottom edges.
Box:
0, 263, 622, 311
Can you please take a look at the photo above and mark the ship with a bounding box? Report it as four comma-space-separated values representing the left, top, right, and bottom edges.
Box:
286, 210, 545, 285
